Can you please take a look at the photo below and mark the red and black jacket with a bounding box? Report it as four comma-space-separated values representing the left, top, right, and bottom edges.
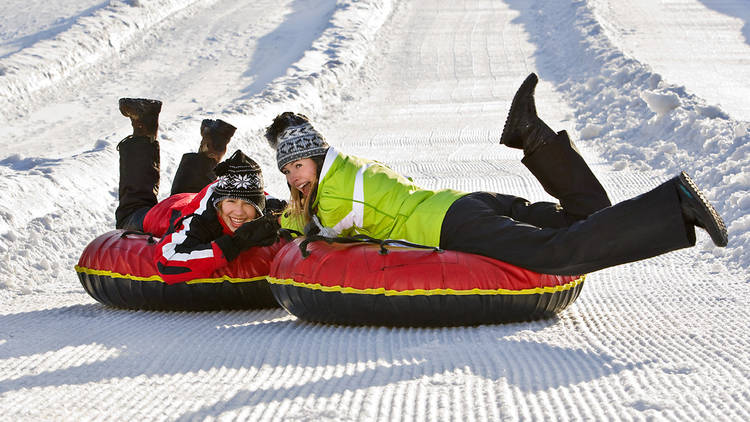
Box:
144, 182, 235, 284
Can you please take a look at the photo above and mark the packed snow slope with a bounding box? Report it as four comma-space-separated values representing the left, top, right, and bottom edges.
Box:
1, 0, 749, 420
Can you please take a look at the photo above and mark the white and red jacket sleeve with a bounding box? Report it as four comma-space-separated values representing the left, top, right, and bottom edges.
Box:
153, 183, 233, 284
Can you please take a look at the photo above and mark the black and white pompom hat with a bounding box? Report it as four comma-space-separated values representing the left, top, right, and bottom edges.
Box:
211, 150, 266, 214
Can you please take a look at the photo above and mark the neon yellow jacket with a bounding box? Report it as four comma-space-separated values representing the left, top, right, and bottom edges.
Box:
282, 147, 466, 246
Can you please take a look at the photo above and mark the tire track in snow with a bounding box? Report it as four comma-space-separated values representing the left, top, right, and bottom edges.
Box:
0, 0, 221, 120
348, 133, 639, 205
589, 0, 750, 121
575, 261, 749, 419
0, 307, 299, 420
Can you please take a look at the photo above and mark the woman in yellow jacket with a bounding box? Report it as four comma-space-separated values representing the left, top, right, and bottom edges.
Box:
266, 73, 727, 276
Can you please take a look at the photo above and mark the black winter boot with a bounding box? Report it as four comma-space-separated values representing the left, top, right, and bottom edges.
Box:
500, 73, 558, 156
170, 152, 219, 195
676, 172, 728, 247
115, 136, 160, 230
119, 98, 162, 139
198, 119, 237, 163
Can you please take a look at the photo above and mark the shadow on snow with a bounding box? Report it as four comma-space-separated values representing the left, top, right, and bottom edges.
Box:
0, 303, 639, 415
240, 0, 336, 99
0, 1, 110, 59
698, 0, 750, 48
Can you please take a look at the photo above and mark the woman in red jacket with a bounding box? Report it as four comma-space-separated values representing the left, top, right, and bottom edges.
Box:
115, 98, 280, 284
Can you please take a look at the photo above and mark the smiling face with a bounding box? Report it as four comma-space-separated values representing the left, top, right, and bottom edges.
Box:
217, 198, 259, 232
281, 158, 318, 198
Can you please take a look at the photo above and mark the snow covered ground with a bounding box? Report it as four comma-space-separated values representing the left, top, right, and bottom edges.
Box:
1, 0, 748, 420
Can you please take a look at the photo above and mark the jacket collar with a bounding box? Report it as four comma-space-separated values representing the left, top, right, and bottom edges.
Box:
318, 146, 338, 183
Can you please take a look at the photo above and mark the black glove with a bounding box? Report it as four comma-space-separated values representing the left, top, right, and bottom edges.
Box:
265, 197, 287, 215
303, 220, 319, 237
215, 214, 280, 261
304, 215, 338, 238
234, 214, 280, 246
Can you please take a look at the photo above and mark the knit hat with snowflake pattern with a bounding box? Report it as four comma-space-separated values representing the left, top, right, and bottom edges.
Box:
211, 150, 266, 212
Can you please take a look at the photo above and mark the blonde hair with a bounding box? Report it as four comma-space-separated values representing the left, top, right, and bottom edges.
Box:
282, 155, 325, 228
283, 179, 317, 230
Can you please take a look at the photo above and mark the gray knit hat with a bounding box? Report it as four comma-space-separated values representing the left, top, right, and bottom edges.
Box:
266, 115, 329, 170
211, 150, 265, 212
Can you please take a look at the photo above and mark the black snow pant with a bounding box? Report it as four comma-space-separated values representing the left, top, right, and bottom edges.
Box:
115, 138, 216, 231
170, 152, 217, 196
439, 131, 695, 275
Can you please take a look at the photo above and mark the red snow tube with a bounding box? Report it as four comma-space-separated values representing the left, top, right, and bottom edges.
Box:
75, 230, 285, 310
268, 238, 585, 326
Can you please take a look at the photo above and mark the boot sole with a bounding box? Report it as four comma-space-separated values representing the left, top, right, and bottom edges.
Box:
118, 98, 162, 118
679, 171, 728, 247
500, 73, 538, 148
